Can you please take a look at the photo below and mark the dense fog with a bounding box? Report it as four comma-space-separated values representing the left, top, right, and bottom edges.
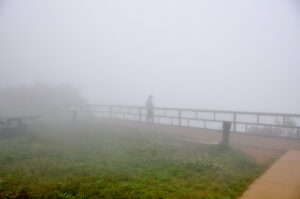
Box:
1, 2, 300, 199
1, 0, 300, 113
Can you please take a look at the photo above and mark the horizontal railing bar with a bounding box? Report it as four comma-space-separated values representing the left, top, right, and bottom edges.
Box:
89, 111, 300, 129
64, 104, 300, 139
67, 104, 300, 118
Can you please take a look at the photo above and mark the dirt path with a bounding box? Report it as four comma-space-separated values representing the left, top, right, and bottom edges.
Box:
235, 145, 283, 164
239, 150, 300, 199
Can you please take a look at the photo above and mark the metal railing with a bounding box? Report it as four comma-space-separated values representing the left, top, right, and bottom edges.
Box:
63, 104, 300, 139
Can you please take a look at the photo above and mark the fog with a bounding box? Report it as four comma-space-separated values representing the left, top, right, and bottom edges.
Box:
1, 2, 300, 198
1, 0, 300, 113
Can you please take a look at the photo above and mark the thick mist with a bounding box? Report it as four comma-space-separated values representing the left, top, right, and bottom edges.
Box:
1, 0, 300, 113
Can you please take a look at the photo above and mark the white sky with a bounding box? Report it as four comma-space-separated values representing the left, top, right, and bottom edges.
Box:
1, 0, 300, 113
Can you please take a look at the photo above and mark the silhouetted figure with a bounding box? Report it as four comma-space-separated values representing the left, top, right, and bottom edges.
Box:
145, 95, 154, 124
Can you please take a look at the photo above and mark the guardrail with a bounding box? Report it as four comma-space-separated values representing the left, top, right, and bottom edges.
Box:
63, 105, 300, 139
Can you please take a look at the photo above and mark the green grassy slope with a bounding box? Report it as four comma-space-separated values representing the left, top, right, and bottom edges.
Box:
0, 122, 266, 199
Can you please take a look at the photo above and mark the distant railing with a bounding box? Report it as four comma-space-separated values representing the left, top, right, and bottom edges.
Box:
62, 105, 300, 139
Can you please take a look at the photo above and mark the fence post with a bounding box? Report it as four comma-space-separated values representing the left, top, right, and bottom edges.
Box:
178, 109, 181, 126
233, 113, 237, 132
221, 121, 231, 147
283, 116, 287, 135
297, 128, 299, 140
139, 107, 142, 122
109, 106, 112, 119
72, 110, 77, 123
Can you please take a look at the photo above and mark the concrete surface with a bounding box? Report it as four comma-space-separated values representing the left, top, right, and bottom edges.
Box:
239, 150, 300, 199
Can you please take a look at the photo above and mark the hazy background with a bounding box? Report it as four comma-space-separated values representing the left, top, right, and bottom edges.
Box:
1, 0, 300, 113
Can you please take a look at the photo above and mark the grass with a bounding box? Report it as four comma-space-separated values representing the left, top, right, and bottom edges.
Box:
0, 122, 267, 199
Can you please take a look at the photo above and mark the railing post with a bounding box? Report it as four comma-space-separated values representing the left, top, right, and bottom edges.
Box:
109, 106, 112, 119
139, 107, 142, 122
283, 116, 286, 126
297, 128, 299, 140
178, 109, 181, 126
233, 113, 237, 132
72, 110, 77, 123
283, 116, 287, 135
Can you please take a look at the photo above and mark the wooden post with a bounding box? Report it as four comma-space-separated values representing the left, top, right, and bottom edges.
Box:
233, 113, 237, 132
72, 110, 77, 123
139, 107, 142, 122
221, 121, 231, 147
109, 106, 112, 119
283, 116, 287, 135
178, 110, 182, 126
283, 116, 286, 126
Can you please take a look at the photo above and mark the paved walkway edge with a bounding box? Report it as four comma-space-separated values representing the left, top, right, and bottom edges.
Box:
239, 150, 300, 199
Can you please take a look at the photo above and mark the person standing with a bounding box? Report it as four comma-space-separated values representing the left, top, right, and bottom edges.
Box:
145, 95, 154, 124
